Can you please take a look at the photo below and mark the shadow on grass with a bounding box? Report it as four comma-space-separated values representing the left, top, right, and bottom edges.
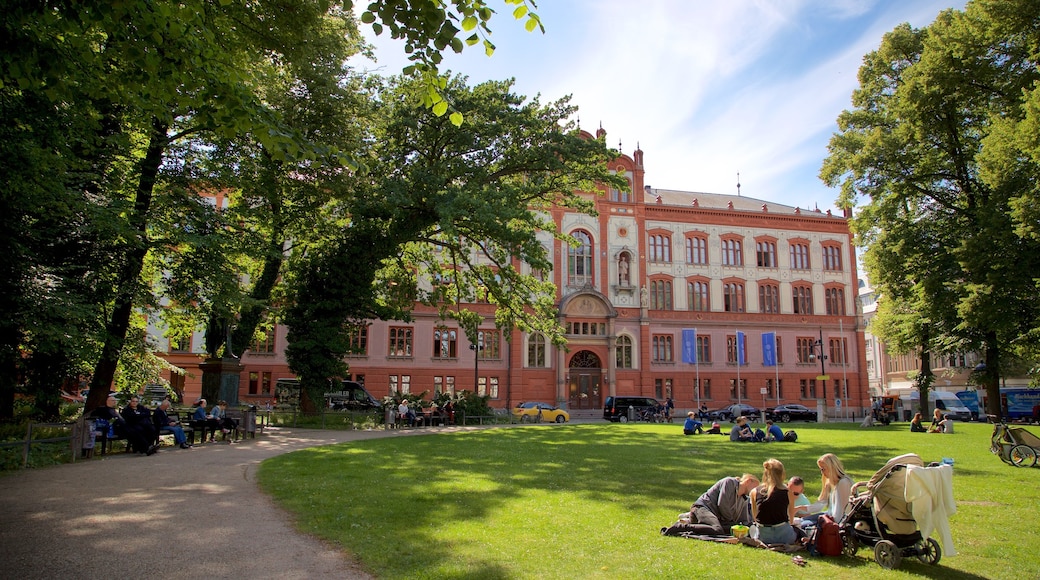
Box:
259, 423, 999, 578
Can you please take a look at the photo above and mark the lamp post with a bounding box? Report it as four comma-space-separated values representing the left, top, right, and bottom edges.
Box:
469, 332, 484, 392
808, 327, 829, 423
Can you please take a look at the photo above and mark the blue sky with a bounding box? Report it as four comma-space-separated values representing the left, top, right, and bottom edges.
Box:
353, 0, 968, 212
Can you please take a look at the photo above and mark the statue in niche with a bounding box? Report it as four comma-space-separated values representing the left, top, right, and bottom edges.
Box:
640, 286, 649, 308
618, 254, 630, 285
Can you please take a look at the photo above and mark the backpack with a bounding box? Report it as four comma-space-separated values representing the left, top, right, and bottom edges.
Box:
783, 430, 798, 442
808, 514, 843, 556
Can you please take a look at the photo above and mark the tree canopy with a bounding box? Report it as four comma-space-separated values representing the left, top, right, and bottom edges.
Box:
0, 0, 547, 417
283, 75, 625, 402
820, 0, 1040, 415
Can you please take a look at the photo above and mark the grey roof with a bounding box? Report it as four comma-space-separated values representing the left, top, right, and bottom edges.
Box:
646, 187, 840, 218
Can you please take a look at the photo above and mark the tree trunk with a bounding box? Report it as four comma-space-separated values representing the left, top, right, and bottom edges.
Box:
85, 118, 168, 412
982, 331, 1001, 418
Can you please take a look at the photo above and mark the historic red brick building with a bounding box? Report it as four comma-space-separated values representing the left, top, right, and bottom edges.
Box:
157, 137, 868, 418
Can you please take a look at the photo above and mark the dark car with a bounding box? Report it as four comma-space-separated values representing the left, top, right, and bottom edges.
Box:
326, 380, 380, 411
603, 396, 661, 423
765, 404, 818, 423
707, 403, 762, 422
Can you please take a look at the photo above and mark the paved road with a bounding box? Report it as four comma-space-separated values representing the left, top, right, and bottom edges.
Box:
0, 427, 404, 580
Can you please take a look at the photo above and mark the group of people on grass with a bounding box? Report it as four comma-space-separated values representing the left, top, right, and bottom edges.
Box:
909, 408, 955, 433
87, 395, 239, 455
683, 413, 788, 442
662, 452, 854, 547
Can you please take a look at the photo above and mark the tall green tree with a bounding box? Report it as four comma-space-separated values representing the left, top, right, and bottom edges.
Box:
283, 76, 625, 405
2, 0, 541, 416
821, 0, 1040, 416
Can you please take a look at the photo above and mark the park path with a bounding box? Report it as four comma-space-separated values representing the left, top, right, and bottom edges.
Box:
0, 426, 412, 580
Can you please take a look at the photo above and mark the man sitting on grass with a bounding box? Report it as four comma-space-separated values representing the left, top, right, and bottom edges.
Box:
683, 411, 704, 435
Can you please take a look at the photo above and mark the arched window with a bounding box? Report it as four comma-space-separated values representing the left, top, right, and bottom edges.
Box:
793, 284, 813, 314
649, 234, 671, 262
686, 236, 708, 265
722, 237, 744, 266
759, 283, 780, 313
723, 281, 745, 312
527, 333, 547, 367
616, 335, 634, 369
687, 280, 709, 311
650, 279, 672, 310
568, 231, 593, 286
825, 287, 845, 315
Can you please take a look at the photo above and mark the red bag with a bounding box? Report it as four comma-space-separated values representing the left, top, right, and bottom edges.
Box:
809, 514, 843, 556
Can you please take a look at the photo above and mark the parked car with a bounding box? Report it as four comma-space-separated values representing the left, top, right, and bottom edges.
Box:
765, 404, 818, 423
707, 403, 762, 422
513, 402, 570, 423
603, 396, 661, 423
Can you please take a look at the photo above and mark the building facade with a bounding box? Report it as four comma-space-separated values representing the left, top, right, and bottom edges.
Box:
155, 139, 869, 417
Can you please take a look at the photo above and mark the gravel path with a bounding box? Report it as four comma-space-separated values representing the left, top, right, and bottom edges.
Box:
0, 427, 403, 580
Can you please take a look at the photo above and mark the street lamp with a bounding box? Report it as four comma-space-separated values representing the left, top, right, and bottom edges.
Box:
469, 332, 484, 392
807, 327, 829, 422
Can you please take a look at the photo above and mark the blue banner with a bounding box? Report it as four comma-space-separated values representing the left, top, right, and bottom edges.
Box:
736, 331, 745, 365
682, 328, 697, 364
762, 332, 777, 367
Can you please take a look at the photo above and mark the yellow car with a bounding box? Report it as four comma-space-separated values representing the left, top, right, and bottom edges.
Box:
512, 402, 570, 423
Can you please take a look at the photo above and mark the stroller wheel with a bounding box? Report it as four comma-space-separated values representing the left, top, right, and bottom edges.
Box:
841, 534, 859, 557
916, 537, 942, 565
1010, 444, 1037, 467
874, 539, 901, 570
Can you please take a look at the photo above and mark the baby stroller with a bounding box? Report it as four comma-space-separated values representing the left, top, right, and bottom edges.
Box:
989, 415, 1040, 467
838, 453, 943, 569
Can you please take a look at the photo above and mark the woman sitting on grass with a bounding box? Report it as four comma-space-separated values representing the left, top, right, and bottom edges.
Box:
749, 458, 797, 545
910, 412, 928, 432
802, 453, 853, 526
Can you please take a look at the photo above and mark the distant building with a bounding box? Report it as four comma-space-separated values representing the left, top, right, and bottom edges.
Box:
154, 137, 869, 417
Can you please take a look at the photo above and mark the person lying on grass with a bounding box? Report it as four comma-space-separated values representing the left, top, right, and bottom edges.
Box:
662, 474, 759, 536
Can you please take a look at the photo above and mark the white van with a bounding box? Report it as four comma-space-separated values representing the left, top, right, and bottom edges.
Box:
898, 391, 973, 422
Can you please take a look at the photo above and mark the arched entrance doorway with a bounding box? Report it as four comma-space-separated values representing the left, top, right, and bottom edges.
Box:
568, 350, 602, 410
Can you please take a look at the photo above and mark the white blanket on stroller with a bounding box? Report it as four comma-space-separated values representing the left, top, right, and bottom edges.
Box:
904, 464, 957, 556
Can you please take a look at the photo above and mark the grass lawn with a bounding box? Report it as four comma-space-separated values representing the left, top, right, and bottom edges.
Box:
257, 421, 1036, 579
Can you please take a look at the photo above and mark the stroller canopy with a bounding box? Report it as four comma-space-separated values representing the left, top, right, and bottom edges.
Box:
866, 453, 924, 536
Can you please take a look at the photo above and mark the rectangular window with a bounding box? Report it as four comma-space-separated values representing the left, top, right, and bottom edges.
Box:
723, 282, 745, 312
261, 372, 271, 396
477, 376, 486, 396
346, 324, 368, 356
765, 378, 784, 399
616, 336, 634, 369
756, 241, 776, 268
792, 285, 813, 315
250, 328, 275, 354
800, 379, 817, 399
722, 239, 743, 266
686, 237, 708, 265
434, 376, 443, 394
489, 377, 499, 399
759, 284, 779, 314
825, 288, 846, 316
697, 378, 711, 399
389, 375, 399, 393
688, 280, 709, 311
796, 337, 814, 364
652, 335, 674, 362
388, 327, 413, 358
445, 376, 455, 395
696, 335, 712, 364
649, 234, 672, 262
169, 335, 191, 353
829, 337, 848, 365
775, 336, 783, 364
654, 378, 664, 399
480, 330, 501, 359
729, 378, 747, 399
726, 334, 747, 365
249, 372, 259, 395
433, 328, 458, 359
790, 243, 810, 269
822, 245, 843, 271
400, 375, 411, 394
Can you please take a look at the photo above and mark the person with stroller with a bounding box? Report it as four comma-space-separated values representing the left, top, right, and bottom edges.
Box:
910, 412, 928, 432
802, 453, 853, 526
749, 458, 798, 545
683, 411, 704, 435
661, 474, 759, 536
